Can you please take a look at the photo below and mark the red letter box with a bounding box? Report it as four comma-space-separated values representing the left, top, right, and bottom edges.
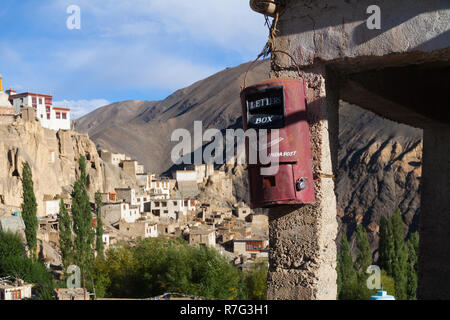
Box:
240, 78, 315, 208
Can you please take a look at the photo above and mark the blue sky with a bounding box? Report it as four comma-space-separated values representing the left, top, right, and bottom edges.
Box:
0, 0, 267, 118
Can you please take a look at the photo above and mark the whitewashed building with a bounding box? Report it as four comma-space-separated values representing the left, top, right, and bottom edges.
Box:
0, 279, 33, 300
101, 202, 140, 224
150, 177, 171, 199
7, 91, 70, 130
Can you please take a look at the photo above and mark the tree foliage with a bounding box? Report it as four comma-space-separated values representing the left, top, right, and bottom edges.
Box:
21, 161, 38, 258
58, 198, 73, 268
338, 208, 418, 300
390, 209, 408, 300
337, 234, 358, 300
92, 238, 263, 300
95, 191, 104, 259
71, 156, 95, 278
0, 230, 54, 300
243, 259, 268, 300
406, 232, 419, 300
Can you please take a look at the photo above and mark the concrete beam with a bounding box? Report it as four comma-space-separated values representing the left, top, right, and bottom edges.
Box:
275, 0, 450, 68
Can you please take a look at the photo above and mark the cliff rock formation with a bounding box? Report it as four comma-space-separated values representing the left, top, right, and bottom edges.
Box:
0, 117, 137, 217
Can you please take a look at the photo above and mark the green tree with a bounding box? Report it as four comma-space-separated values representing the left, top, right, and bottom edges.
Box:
58, 198, 73, 268
355, 225, 372, 299
378, 215, 395, 275
92, 238, 247, 300
71, 156, 95, 286
390, 208, 408, 300
337, 234, 358, 300
243, 259, 268, 300
21, 161, 38, 259
95, 191, 104, 259
0, 230, 54, 300
355, 225, 372, 273
406, 232, 419, 300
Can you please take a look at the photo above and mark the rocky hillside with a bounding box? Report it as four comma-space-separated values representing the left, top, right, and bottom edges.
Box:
0, 117, 138, 217
337, 102, 422, 251
73, 60, 422, 248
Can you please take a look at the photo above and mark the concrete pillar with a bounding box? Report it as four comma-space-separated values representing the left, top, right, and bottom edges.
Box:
418, 125, 450, 299
267, 65, 339, 300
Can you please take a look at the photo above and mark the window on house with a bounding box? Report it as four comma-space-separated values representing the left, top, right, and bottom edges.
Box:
11, 290, 21, 300
46, 113, 50, 120
32, 97, 37, 104
162, 202, 167, 207
39, 98, 43, 104
62, 113, 67, 119
56, 112, 61, 119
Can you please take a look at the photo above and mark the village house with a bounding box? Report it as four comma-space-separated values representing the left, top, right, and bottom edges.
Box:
147, 198, 196, 221
0, 215, 26, 240
150, 176, 171, 199
101, 202, 140, 224
232, 239, 269, 259
99, 149, 129, 167
189, 228, 216, 247
0, 278, 33, 300
43, 195, 60, 217
100, 192, 118, 203
102, 231, 111, 248
54, 288, 89, 300
115, 188, 150, 213
173, 169, 199, 198
122, 160, 144, 178
157, 221, 178, 237
185, 164, 215, 183
118, 220, 158, 240
7, 90, 71, 131
233, 203, 252, 220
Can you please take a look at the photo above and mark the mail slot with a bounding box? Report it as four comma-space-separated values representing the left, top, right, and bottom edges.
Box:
240, 78, 316, 208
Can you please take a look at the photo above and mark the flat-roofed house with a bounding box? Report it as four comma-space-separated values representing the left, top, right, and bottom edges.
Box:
189, 228, 216, 247
8, 91, 70, 130
0, 279, 33, 300
101, 202, 139, 224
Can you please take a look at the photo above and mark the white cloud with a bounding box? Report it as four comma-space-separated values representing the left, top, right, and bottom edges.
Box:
48, 0, 267, 57
53, 99, 110, 119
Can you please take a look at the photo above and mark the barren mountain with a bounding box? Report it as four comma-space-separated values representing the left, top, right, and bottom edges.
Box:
74, 60, 269, 174
74, 60, 422, 249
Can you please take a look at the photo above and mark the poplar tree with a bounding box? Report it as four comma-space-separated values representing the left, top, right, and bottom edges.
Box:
21, 162, 38, 259
95, 191, 104, 259
58, 198, 73, 267
406, 232, 419, 300
390, 209, 408, 300
337, 234, 358, 300
378, 215, 394, 274
355, 225, 372, 273
355, 225, 372, 299
71, 156, 95, 279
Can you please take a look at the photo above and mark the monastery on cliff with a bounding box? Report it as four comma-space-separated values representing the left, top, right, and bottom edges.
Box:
0, 74, 70, 131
